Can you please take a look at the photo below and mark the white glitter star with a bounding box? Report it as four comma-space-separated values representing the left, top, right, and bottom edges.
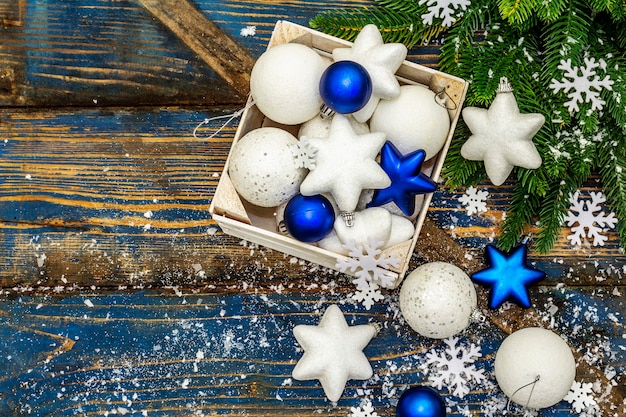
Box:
300, 114, 390, 212
292, 304, 378, 402
461, 78, 544, 185
332, 24, 407, 122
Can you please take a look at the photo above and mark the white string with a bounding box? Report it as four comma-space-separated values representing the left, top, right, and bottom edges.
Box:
193, 99, 255, 140
506, 375, 541, 415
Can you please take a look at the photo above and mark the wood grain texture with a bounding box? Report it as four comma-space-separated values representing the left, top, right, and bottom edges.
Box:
0, 288, 622, 416
0, 1, 623, 416
138, 0, 255, 100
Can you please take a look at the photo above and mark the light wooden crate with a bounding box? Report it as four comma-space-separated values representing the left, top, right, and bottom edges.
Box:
209, 20, 469, 287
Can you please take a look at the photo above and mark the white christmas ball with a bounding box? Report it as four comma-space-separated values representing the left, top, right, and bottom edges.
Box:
228, 127, 306, 207
495, 327, 576, 409
399, 262, 477, 339
250, 43, 327, 125
370, 85, 451, 160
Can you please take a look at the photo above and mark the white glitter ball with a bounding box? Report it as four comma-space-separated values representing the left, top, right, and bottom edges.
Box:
399, 262, 477, 339
495, 327, 575, 409
250, 43, 327, 125
228, 127, 306, 207
370, 85, 451, 160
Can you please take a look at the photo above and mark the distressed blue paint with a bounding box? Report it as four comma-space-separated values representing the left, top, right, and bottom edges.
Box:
0, 290, 621, 415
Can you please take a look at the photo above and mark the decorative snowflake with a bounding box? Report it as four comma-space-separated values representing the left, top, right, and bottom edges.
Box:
351, 279, 385, 310
422, 336, 486, 398
240, 25, 256, 37
419, 0, 471, 27
458, 186, 489, 215
336, 238, 400, 289
290, 138, 317, 169
349, 400, 379, 417
564, 191, 617, 247
564, 381, 597, 413
549, 57, 614, 113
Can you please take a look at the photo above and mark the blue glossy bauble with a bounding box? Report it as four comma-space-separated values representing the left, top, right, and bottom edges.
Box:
284, 194, 335, 243
396, 386, 446, 417
319, 60, 373, 114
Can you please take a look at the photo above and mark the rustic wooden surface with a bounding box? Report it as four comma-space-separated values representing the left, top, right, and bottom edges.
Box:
0, 0, 624, 416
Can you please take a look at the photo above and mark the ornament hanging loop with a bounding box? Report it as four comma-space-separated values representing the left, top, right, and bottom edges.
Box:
434, 87, 457, 111
341, 211, 355, 227
193, 99, 256, 140
505, 374, 541, 415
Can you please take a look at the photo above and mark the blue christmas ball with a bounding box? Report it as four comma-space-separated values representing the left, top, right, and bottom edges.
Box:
319, 60, 373, 114
396, 386, 446, 417
284, 194, 335, 242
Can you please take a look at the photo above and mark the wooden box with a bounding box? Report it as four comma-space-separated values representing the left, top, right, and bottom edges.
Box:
209, 21, 469, 288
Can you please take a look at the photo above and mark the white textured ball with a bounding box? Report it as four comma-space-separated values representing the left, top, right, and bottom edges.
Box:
495, 327, 576, 409
399, 262, 477, 339
370, 85, 451, 160
228, 127, 306, 207
250, 43, 327, 125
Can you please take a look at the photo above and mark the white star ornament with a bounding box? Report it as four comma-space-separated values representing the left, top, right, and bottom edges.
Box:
300, 114, 390, 213
332, 24, 407, 122
461, 78, 545, 186
292, 304, 378, 402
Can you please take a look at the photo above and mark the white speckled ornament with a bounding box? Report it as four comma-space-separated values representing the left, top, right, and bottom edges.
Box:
399, 262, 477, 339
298, 114, 369, 139
370, 85, 451, 160
250, 43, 327, 125
228, 127, 306, 207
495, 327, 576, 409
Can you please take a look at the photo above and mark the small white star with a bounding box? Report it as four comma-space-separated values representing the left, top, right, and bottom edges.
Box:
300, 114, 390, 212
292, 304, 378, 402
461, 78, 545, 186
333, 24, 407, 122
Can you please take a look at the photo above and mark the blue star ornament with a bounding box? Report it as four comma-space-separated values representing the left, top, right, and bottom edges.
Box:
368, 142, 437, 216
472, 244, 546, 309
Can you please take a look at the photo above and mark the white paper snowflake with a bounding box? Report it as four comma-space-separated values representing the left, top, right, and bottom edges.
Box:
290, 138, 318, 169
564, 381, 597, 413
351, 279, 385, 310
458, 185, 489, 215
419, 0, 471, 27
549, 57, 614, 113
240, 25, 256, 37
349, 400, 379, 417
336, 238, 400, 289
422, 336, 486, 398
565, 191, 617, 247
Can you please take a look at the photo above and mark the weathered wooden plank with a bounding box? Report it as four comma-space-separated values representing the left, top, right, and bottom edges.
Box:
137, 0, 256, 100
0, 288, 622, 416
0, 107, 624, 289
0, 0, 443, 107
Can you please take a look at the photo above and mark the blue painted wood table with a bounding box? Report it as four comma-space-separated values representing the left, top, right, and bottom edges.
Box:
0, 1, 623, 416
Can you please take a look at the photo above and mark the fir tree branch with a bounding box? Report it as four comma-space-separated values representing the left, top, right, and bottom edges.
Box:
534, 168, 584, 253
598, 125, 626, 246
497, 174, 541, 251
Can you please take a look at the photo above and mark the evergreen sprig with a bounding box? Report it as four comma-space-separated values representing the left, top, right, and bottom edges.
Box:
311, 0, 626, 253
